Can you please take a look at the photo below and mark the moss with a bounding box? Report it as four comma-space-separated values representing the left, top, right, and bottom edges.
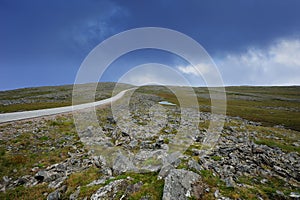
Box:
0, 184, 51, 200
143, 157, 162, 166
210, 155, 222, 161
255, 139, 300, 153
236, 175, 300, 199
163, 138, 170, 144
62, 167, 103, 199
247, 125, 300, 153
1, 85, 300, 199
126, 172, 164, 200
0, 116, 82, 179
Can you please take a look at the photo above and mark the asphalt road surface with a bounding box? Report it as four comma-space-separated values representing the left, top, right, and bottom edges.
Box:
0, 89, 131, 123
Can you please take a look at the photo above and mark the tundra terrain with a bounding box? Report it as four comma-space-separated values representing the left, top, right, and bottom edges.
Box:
0, 83, 299, 199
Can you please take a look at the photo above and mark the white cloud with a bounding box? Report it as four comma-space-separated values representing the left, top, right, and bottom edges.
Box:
217, 38, 300, 85
175, 38, 300, 86
177, 63, 212, 76
270, 39, 300, 67
118, 63, 190, 86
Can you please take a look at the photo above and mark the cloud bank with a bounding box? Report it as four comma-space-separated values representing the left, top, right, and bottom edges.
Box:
218, 38, 300, 85
177, 38, 300, 86
120, 38, 300, 87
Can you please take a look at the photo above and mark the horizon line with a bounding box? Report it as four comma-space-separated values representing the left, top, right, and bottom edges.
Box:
1, 81, 300, 92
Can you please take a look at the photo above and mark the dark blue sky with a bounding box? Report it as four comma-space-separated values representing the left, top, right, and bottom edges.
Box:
1, 0, 300, 90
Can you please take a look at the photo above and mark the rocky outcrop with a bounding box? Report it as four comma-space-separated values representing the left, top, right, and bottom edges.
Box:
1, 92, 300, 199
163, 169, 200, 200
112, 154, 137, 175
90, 178, 143, 200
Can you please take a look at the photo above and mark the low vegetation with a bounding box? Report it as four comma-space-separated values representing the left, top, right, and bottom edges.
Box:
0, 83, 299, 199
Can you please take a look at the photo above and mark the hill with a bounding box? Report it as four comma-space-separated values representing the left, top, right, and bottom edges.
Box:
0, 84, 299, 199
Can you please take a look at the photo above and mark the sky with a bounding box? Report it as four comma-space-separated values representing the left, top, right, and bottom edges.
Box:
1, 0, 300, 90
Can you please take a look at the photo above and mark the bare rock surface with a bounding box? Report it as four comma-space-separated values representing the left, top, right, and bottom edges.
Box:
163, 169, 200, 200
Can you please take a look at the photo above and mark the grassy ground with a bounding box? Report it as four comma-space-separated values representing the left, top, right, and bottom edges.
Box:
0, 84, 299, 199
0, 116, 81, 180
135, 85, 300, 131
1, 84, 299, 131
0, 82, 133, 113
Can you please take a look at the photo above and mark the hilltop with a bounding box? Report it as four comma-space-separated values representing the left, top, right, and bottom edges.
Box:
0, 84, 299, 199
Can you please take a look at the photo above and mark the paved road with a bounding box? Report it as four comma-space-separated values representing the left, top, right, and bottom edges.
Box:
0, 89, 131, 123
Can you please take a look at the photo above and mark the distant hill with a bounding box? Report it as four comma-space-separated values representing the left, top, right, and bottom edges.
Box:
0, 83, 299, 131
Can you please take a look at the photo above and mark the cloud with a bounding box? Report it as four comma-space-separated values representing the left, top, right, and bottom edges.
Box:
177, 63, 212, 76
175, 38, 300, 86
216, 38, 300, 85
119, 63, 191, 86
176, 63, 216, 86
270, 39, 300, 67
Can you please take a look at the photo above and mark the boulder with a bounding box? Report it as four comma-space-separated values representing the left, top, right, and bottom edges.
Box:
163, 169, 200, 200
69, 186, 80, 200
91, 179, 128, 200
47, 190, 61, 200
35, 170, 50, 182
112, 154, 137, 175
188, 159, 203, 172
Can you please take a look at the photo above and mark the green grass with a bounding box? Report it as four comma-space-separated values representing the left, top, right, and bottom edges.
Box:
0, 184, 51, 200
0, 116, 81, 179
0, 84, 300, 199
0, 82, 133, 113
244, 125, 300, 153
63, 167, 103, 199
255, 139, 300, 153
237, 175, 300, 199
0, 102, 71, 113
210, 155, 222, 161
1, 84, 299, 131
125, 172, 164, 200
136, 85, 300, 131
198, 169, 300, 200
64, 171, 164, 200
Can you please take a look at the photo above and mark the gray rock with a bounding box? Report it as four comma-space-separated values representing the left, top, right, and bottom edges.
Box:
163, 152, 182, 166
16, 176, 29, 186
290, 192, 300, 198
2, 176, 10, 183
224, 177, 235, 188
100, 168, 113, 176
214, 189, 220, 198
252, 146, 266, 154
48, 177, 67, 189
292, 142, 300, 147
107, 116, 116, 124
59, 185, 67, 193
128, 140, 139, 149
140, 195, 151, 200
87, 177, 108, 186
260, 178, 268, 184
35, 170, 50, 182
84, 126, 93, 137
162, 169, 200, 200
91, 179, 128, 200
188, 159, 203, 172
140, 141, 153, 149
103, 124, 114, 131
158, 164, 175, 179
126, 181, 143, 193
112, 154, 137, 175
276, 190, 284, 196
69, 187, 80, 200
47, 190, 61, 200
92, 156, 106, 168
